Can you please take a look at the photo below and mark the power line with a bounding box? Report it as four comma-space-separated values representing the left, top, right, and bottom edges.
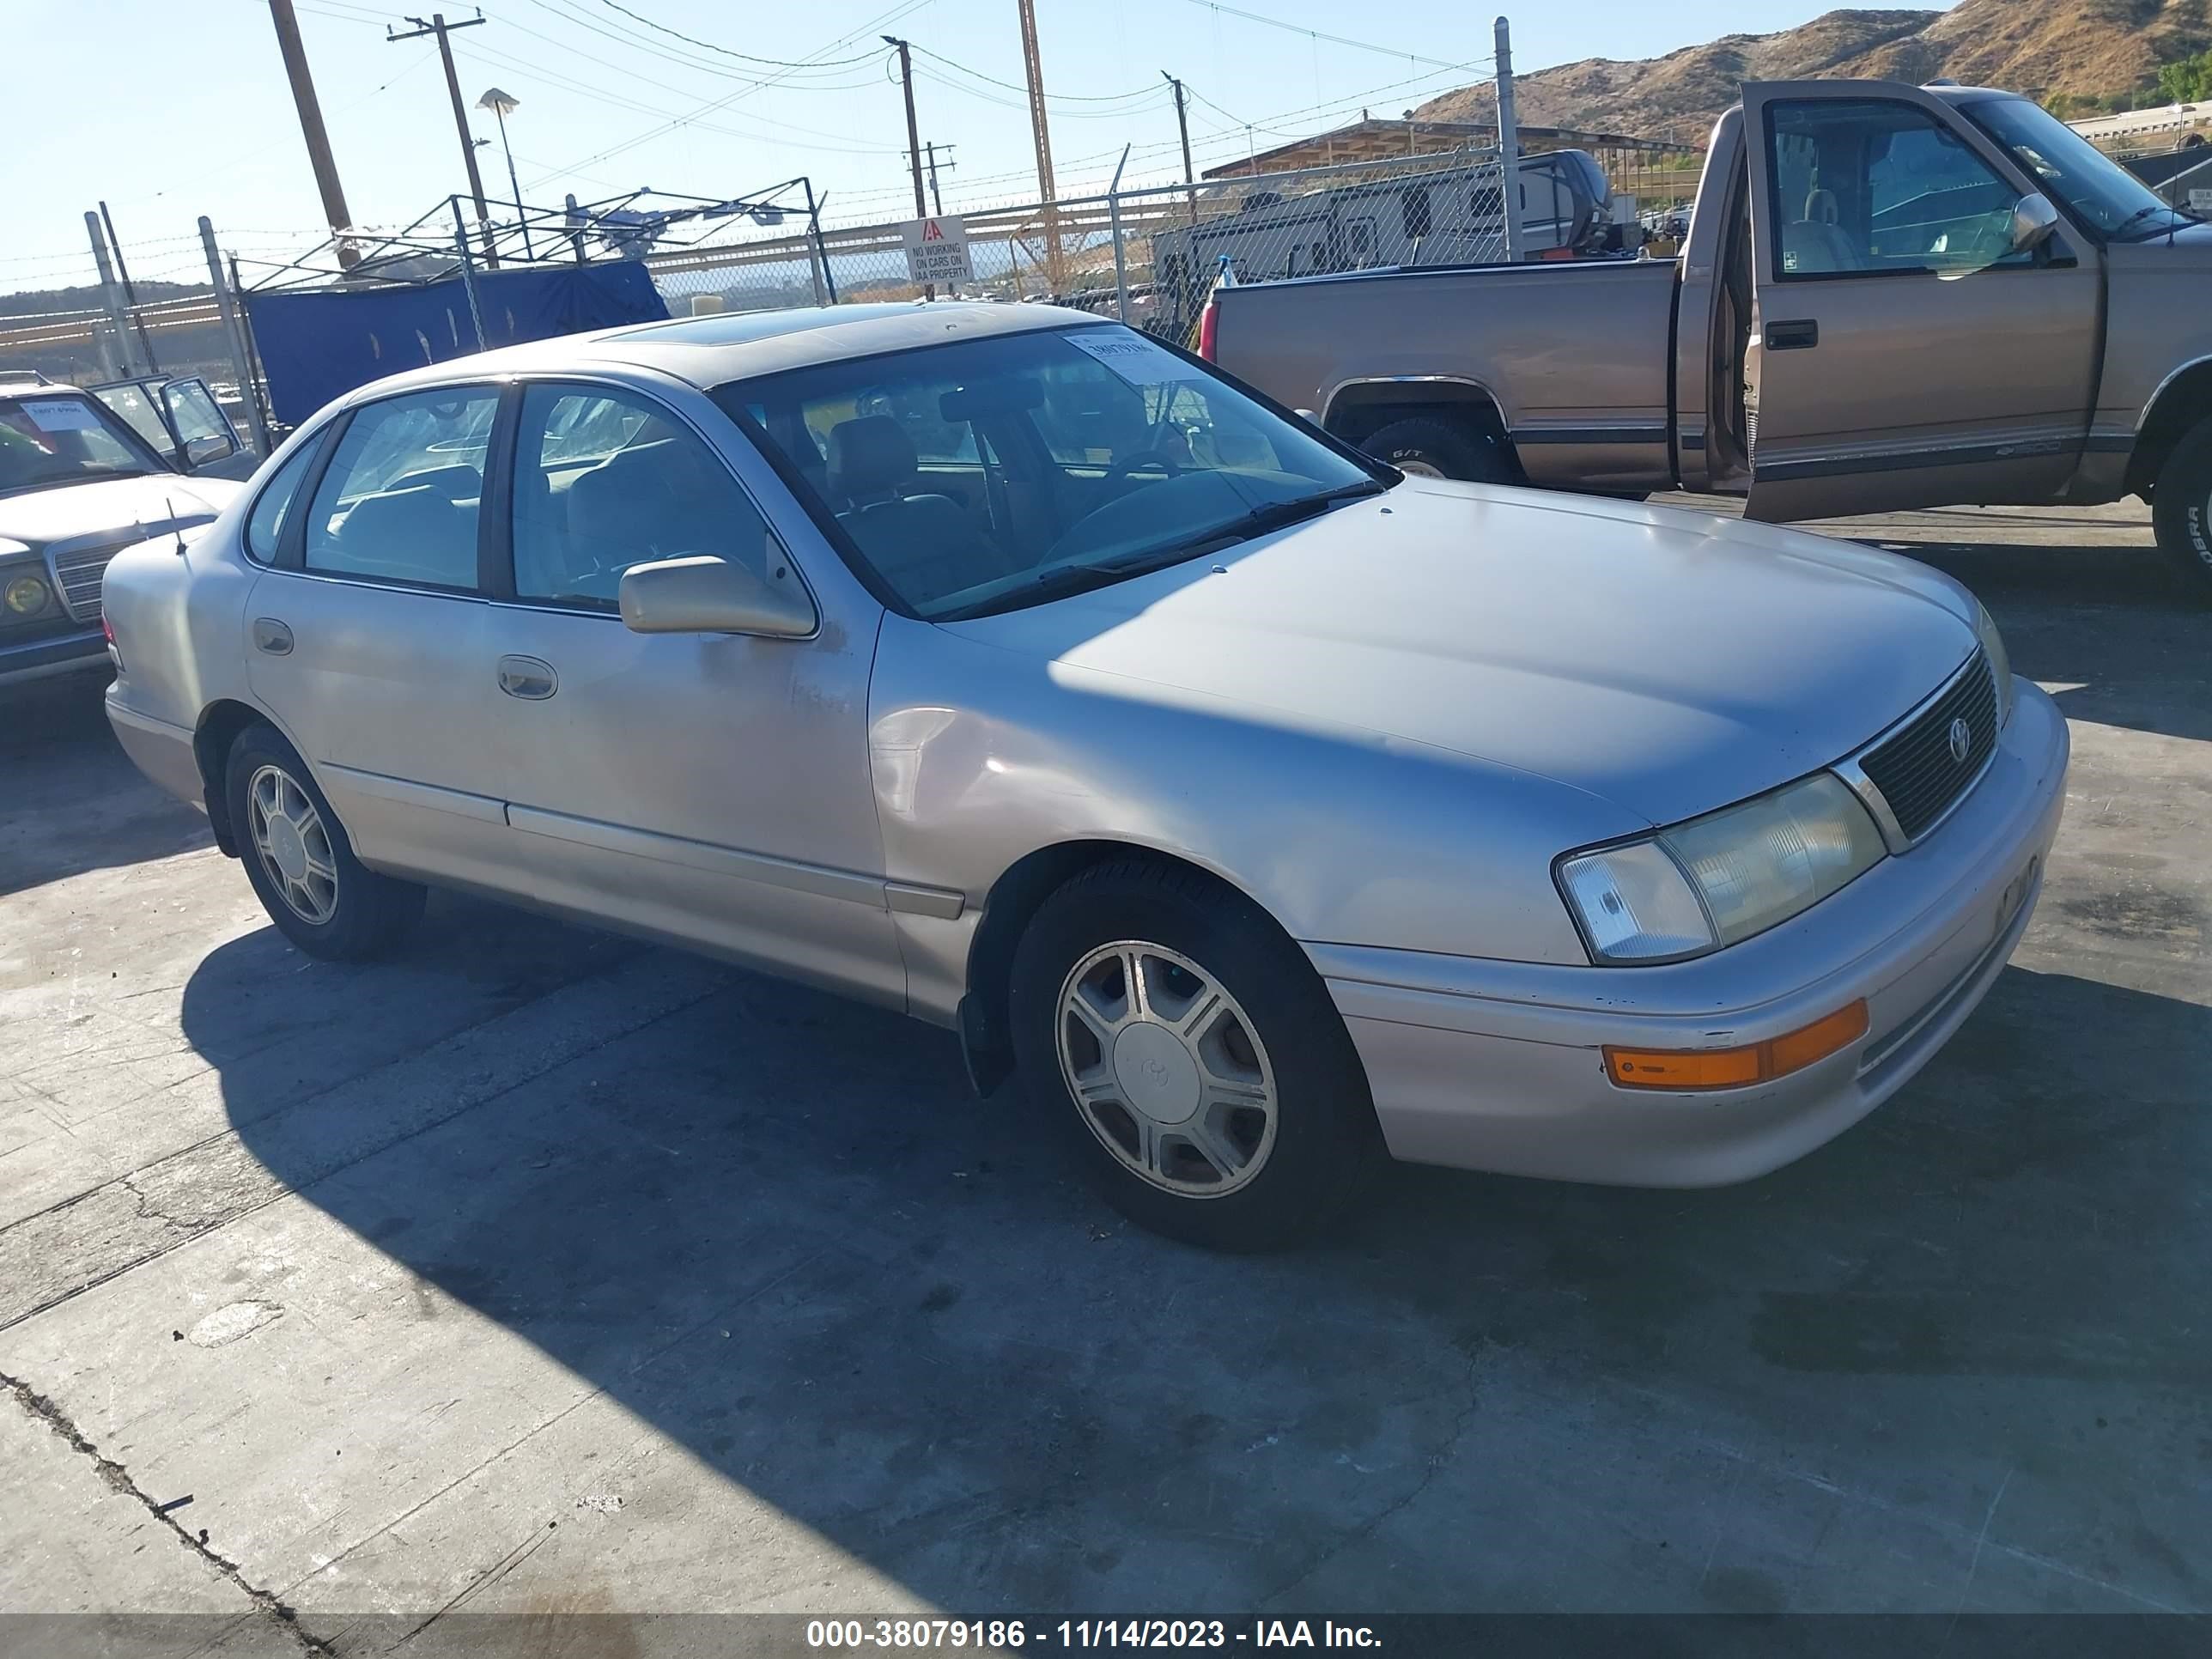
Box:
586, 0, 886, 70
518, 0, 928, 187
453, 33, 908, 153
1175, 0, 1492, 75
906, 43, 1163, 104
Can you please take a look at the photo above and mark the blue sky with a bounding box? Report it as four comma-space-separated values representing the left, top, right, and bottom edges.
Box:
9, 0, 1948, 291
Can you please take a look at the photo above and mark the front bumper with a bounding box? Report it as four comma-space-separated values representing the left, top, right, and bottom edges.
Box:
0, 626, 106, 689
1311, 678, 2069, 1187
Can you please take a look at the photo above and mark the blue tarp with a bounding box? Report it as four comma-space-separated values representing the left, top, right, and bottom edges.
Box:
243, 262, 669, 426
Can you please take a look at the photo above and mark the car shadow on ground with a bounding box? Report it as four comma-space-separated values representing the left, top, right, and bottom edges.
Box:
184, 907, 2212, 1614
1885, 541, 2212, 744
0, 674, 212, 897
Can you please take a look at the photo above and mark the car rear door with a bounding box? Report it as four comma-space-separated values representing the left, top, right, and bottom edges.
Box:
1737, 80, 2102, 522
244, 384, 521, 893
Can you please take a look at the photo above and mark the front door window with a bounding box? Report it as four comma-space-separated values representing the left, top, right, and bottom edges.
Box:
1765, 100, 2026, 277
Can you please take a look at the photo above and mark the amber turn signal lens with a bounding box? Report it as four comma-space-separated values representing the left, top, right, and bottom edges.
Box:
1605, 1000, 1869, 1091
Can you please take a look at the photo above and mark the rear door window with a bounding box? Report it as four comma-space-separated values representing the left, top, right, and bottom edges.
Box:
302, 389, 498, 589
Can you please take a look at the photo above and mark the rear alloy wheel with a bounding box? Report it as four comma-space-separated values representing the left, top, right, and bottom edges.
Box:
1009, 858, 1383, 1250
225, 722, 425, 960
1362, 415, 1516, 483
2151, 417, 2212, 599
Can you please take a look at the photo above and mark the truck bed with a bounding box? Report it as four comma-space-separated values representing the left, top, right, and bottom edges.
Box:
1213, 258, 1681, 493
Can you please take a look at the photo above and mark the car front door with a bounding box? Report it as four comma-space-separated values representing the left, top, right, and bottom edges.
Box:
475, 376, 905, 1011
1738, 80, 2102, 522
244, 384, 521, 892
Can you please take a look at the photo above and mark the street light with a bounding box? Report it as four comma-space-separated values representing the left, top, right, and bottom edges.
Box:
475, 86, 532, 258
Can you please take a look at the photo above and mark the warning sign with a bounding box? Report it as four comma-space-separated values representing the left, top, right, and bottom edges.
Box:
902, 215, 975, 285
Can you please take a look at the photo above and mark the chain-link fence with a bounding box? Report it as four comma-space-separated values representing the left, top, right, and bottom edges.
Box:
640, 140, 1649, 344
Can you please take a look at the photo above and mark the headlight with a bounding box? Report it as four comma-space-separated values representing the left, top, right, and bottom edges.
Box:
1558, 773, 1888, 963
4, 573, 52, 617
1973, 601, 2014, 727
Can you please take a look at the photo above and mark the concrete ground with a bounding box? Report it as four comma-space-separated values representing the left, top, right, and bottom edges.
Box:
1, 500, 2206, 1653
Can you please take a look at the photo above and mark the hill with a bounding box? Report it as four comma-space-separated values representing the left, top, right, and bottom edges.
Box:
1413, 0, 2212, 143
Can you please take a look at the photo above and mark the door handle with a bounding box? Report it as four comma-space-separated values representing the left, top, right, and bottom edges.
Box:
251, 617, 293, 656
496, 654, 558, 700
1765, 319, 1820, 351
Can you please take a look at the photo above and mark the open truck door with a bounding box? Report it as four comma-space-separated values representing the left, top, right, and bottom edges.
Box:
1736, 79, 2100, 523
91, 375, 257, 480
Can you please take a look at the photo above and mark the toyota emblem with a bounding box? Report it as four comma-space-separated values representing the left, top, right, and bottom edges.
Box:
1948, 717, 1972, 763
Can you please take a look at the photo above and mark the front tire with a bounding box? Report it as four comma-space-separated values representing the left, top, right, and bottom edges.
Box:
2151, 418, 2212, 597
225, 723, 425, 960
1362, 415, 1516, 483
1008, 859, 1383, 1250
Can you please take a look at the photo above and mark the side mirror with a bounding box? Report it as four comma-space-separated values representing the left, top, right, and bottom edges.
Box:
2009, 191, 2062, 254
182, 433, 236, 469
618, 553, 817, 639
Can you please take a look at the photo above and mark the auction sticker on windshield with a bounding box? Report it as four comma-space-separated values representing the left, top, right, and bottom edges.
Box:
20, 399, 101, 434
1066, 329, 1205, 386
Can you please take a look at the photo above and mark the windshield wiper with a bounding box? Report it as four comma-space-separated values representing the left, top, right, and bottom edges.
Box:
1152, 477, 1390, 557
933, 479, 1389, 621
2109, 204, 2172, 240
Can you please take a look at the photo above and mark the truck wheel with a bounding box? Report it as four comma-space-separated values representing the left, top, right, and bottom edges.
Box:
1008, 858, 1385, 1252
2151, 420, 2212, 596
226, 722, 425, 960
1362, 416, 1515, 483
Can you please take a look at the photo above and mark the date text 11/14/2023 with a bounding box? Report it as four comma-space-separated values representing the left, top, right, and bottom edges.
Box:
805, 1620, 1383, 1649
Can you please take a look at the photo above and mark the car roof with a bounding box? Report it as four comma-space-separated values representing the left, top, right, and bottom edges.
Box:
349, 299, 1109, 407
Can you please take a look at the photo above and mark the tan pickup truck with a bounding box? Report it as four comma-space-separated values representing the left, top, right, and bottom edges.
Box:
1203, 79, 2212, 592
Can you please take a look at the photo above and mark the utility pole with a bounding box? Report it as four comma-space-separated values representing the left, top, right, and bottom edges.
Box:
884, 36, 932, 297
884, 38, 929, 221
266, 0, 358, 266
923, 141, 955, 216
390, 12, 498, 268
1013, 0, 1063, 290
1163, 72, 1196, 225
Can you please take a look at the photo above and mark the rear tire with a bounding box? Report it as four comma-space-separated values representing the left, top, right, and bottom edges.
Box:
225, 722, 425, 961
1008, 858, 1384, 1251
2151, 418, 2212, 597
1362, 415, 1516, 483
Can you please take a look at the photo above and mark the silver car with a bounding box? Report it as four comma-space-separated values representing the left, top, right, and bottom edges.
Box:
101, 303, 2069, 1250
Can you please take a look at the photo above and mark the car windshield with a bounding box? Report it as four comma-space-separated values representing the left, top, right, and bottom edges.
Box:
0, 393, 161, 497
1961, 96, 2197, 240
713, 324, 1383, 620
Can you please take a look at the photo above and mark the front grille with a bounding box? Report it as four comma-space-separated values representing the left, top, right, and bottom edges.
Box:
1860, 650, 1998, 842
47, 541, 130, 624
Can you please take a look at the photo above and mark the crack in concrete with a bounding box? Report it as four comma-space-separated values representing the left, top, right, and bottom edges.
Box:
1258, 1350, 1486, 1608
3, 1370, 331, 1656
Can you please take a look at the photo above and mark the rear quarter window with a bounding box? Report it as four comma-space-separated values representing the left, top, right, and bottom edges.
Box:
245, 440, 320, 564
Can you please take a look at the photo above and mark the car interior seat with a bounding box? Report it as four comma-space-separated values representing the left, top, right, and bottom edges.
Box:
827, 415, 1000, 604
1782, 186, 1862, 274
327, 484, 475, 586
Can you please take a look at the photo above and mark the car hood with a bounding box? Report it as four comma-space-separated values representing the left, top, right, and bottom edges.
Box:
0, 474, 241, 550
945, 480, 1979, 829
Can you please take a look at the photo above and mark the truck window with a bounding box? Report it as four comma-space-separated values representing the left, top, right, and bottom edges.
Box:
1765, 100, 2028, 279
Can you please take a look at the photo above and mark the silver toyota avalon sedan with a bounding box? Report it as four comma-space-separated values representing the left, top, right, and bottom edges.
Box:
101, 302, 2068, 1250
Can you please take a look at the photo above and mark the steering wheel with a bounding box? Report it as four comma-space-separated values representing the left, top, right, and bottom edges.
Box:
1109, 449, 1182, 483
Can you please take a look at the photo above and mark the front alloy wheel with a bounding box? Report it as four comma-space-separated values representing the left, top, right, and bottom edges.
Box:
1057, 940, 1279, 1197
1009, 857, 1384, 1250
